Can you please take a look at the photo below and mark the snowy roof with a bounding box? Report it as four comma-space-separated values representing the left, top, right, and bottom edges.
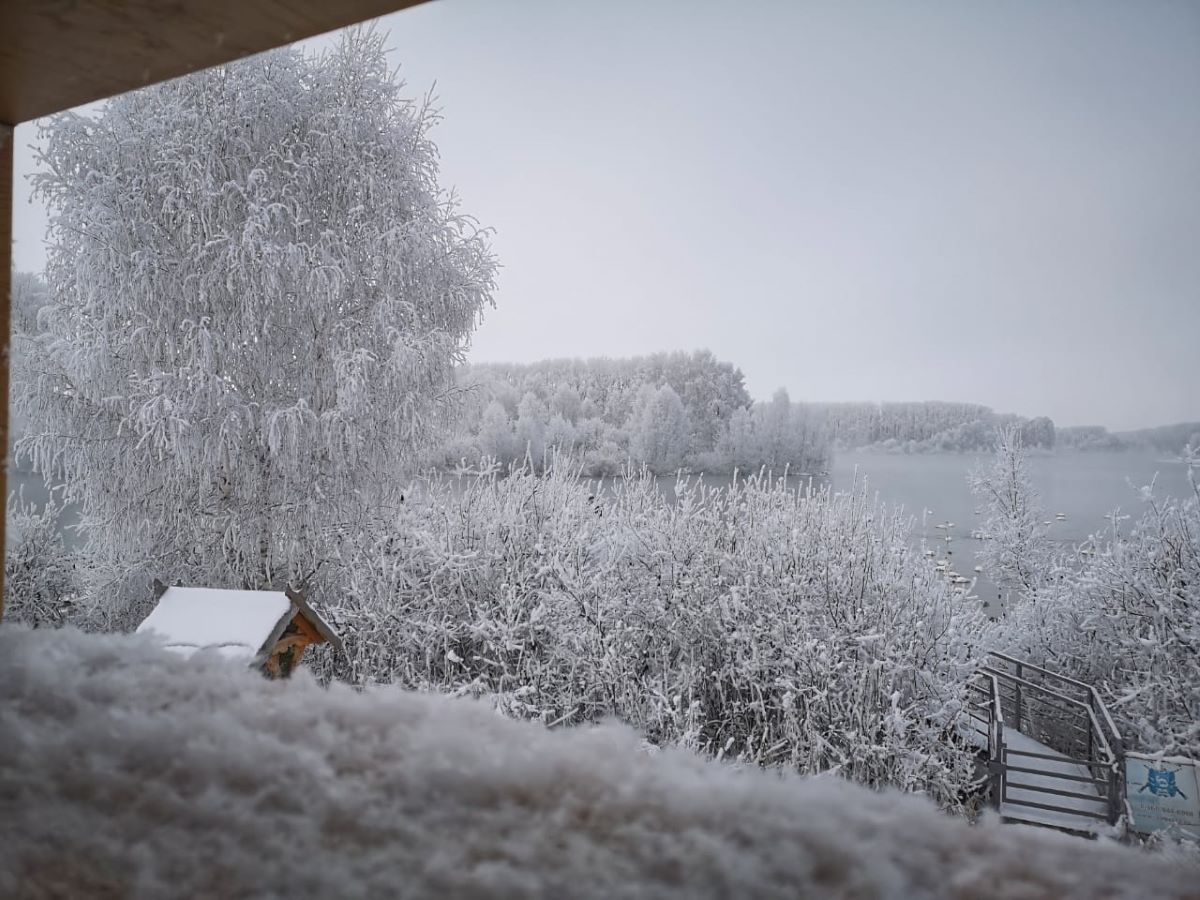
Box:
136, 587, 298, 664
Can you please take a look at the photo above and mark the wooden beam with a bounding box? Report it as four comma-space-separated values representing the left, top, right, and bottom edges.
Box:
1, 0, 430, 125
0, 124, 11, 620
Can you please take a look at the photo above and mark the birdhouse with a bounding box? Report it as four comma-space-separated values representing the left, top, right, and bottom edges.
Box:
136, 583, 343, 678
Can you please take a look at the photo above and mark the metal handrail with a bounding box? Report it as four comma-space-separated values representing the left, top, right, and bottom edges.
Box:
986, 651, 1093, 696
979, 666, 1114, 761
986, 650, 1124, 751
974, 652, 1126, 829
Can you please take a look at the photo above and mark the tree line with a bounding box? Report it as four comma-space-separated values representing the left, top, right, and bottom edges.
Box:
1058, 422, 1200, 455
796, 401, 1057, 452
436, 354, 831, 476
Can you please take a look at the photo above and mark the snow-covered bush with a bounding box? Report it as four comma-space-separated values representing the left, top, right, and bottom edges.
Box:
310, 465, 986, 807
17, 28, 496, 625
3, 494, 81, 628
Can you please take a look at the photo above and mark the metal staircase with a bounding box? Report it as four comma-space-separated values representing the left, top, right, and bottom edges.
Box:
967, 652, 1127, 833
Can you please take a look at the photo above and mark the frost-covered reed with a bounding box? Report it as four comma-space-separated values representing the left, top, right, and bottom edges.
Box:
312, 464, 987, 807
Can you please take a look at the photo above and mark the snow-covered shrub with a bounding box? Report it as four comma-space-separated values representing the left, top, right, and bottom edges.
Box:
311, 465, 986, 807
3, 494, 81, 628
17, 28, 496, 624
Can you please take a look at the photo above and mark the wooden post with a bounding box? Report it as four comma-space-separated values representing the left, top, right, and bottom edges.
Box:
0, 122, 12, 621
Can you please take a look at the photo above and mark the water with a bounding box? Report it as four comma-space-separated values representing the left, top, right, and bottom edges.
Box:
830, 450, 1196, 612
832, 450, 1194, 545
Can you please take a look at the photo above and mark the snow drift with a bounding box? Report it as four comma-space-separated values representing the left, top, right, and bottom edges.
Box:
0, 627, 1193, 899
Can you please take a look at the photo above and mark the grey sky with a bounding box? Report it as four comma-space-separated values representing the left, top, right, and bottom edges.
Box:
12, 0, 1200, 430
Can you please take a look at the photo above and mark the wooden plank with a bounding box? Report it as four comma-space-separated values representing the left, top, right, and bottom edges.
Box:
0, 0, 430, 125
0, 124, 11, 620
291, 611, 325, 644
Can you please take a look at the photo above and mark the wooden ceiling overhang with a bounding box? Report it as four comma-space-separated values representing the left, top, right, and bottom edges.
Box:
1, 0, 431, 126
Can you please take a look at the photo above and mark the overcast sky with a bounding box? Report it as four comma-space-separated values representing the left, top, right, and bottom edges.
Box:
11, 0, 1200, 430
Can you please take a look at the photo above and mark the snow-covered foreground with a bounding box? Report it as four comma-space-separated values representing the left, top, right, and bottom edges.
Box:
0, 628, 1193, 899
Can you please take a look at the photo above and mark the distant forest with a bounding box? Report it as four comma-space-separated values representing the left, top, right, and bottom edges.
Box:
1058, 422, 1200, 455
796, 402, 1056, 454
437, 352, 1200, 474
435, 351, 830, 476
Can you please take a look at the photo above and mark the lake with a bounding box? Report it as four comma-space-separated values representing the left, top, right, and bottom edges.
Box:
829, 450, 1196, 612
832, 449, 1194, 542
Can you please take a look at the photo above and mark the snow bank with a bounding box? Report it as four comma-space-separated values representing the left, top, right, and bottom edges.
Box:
0, 627, 1193, 899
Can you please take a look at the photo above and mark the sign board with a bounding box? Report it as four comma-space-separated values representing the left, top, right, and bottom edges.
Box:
1125, 754, 1200, 838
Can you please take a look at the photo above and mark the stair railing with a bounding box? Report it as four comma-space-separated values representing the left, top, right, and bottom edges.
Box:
969, 652, 1127, 830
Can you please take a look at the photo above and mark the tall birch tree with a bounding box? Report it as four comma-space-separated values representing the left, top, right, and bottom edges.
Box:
17, 29, 496, 626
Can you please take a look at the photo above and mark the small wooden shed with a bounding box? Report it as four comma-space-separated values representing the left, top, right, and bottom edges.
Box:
137, 584, 342, 678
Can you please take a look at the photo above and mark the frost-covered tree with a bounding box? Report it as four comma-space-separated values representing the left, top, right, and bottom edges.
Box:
628, 385, 690, 474
550, 385, 582, 424
17, 29, 496, 625
476, 400, 516, 464
8, 273, 51, 454
969, 425, 1049, 597
1020, 416, 1056, 450
756, 389, 793, 468
448, 351, 756, 471
10, 273, 49, 336
715, 407, 757, 470
544, 414, 577, 454
515, 392, 549, 465
797, 400, 1055, 453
